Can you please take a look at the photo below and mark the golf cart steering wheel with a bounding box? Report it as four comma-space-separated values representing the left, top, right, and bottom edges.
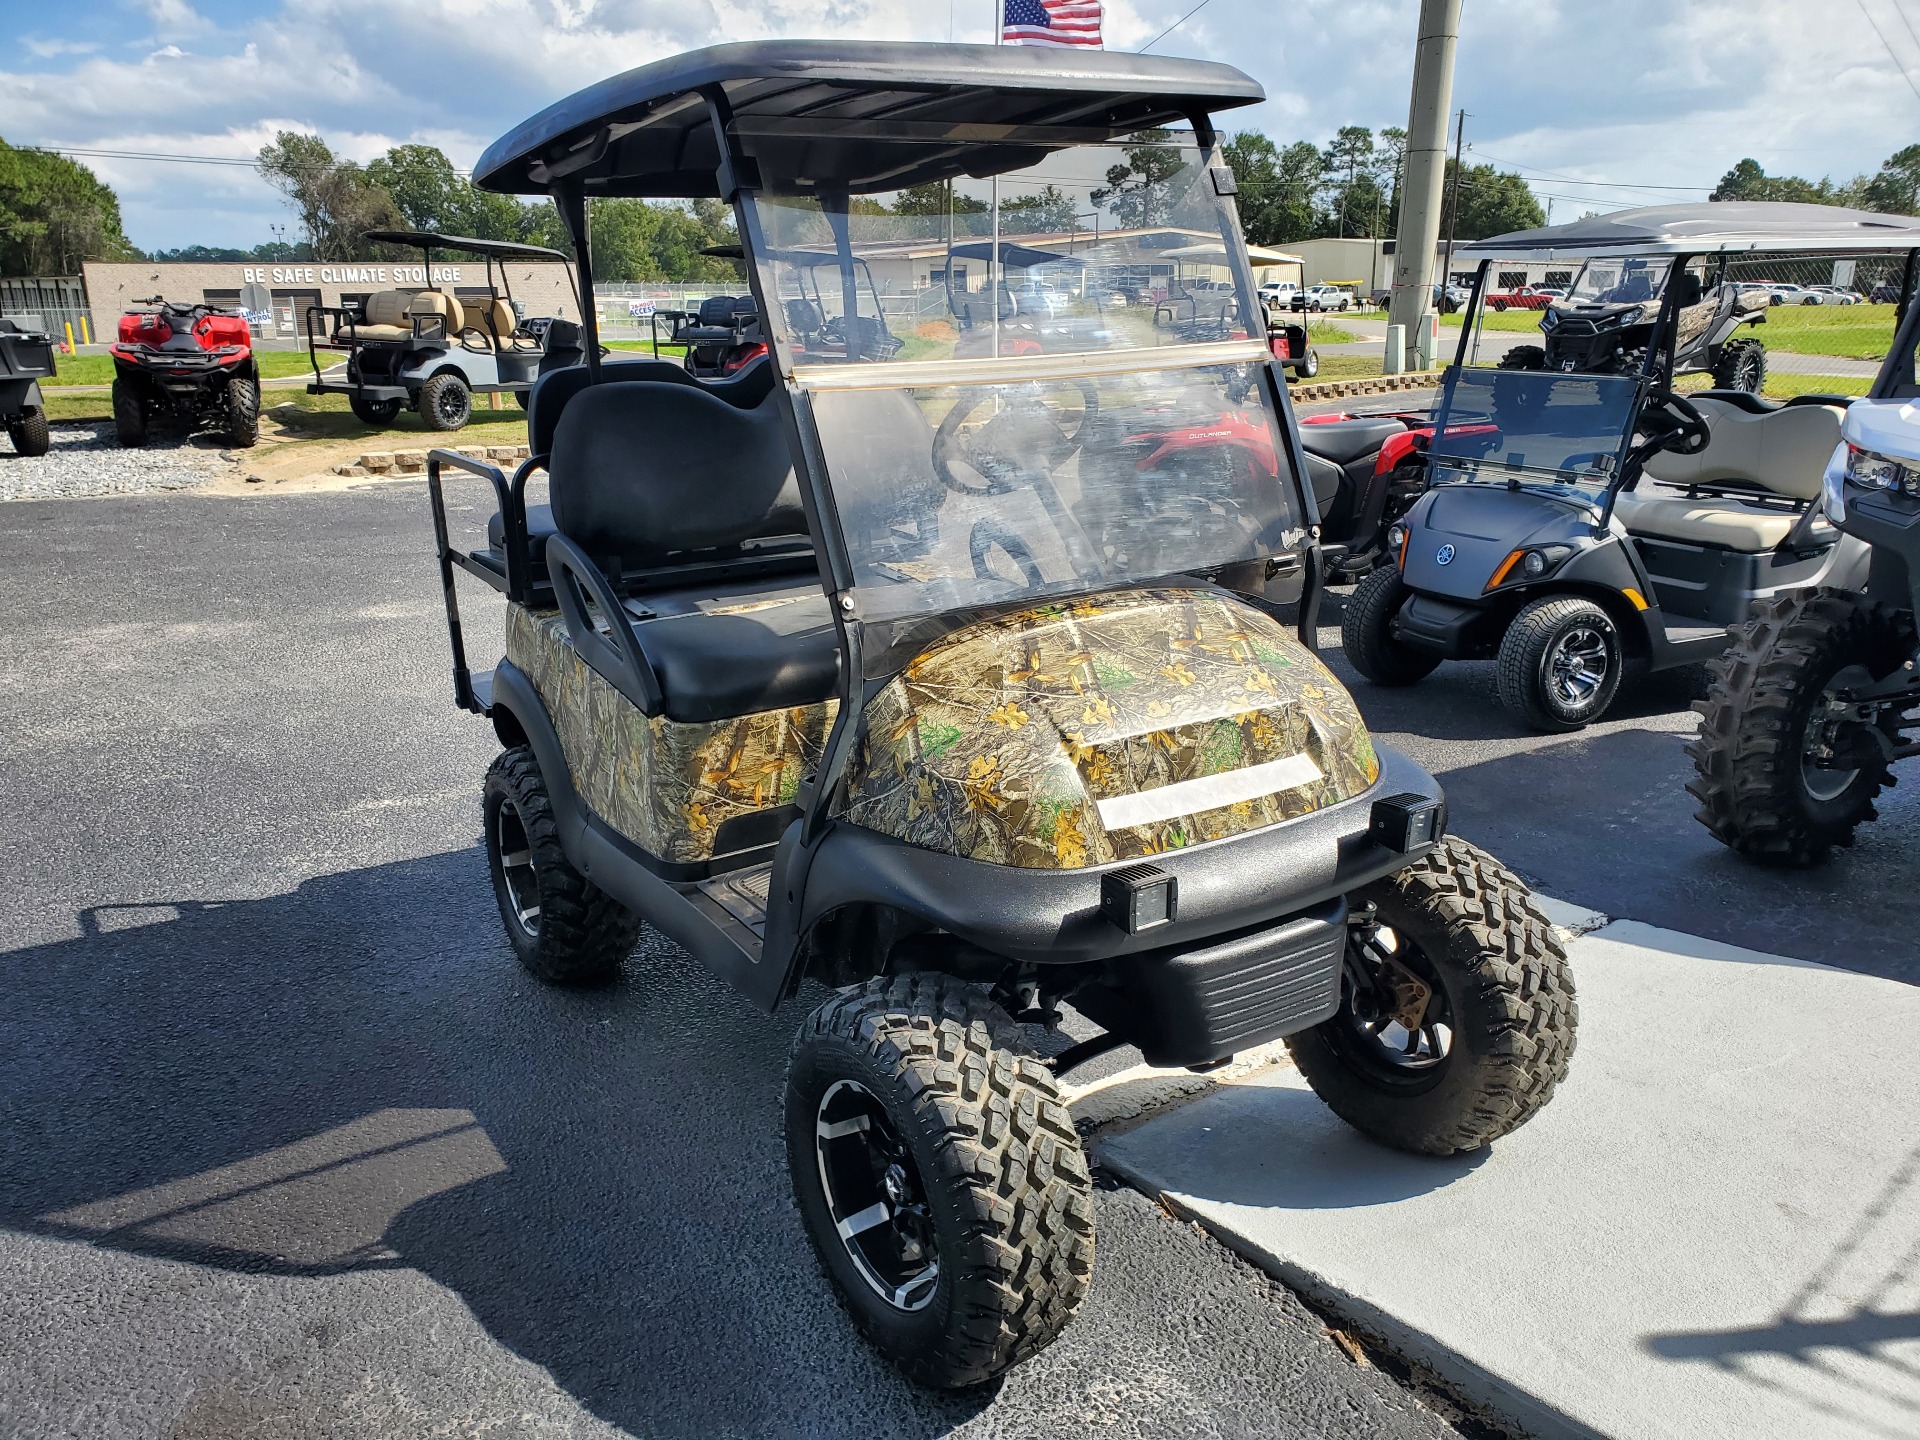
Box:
932, 381, 1099, 495
1642, 388, 1711, 456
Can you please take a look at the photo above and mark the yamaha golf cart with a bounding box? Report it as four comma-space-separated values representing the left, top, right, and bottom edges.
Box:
1690, 268, 1920, 864
306, 230, 586, 430
423, 41, 1575, 1387
0, 307, 55, 457
1342, 204, 1916, 731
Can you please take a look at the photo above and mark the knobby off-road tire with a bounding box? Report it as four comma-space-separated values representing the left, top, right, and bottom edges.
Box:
349, 394, 403, 426
483, 747, 642, 985
1498, 344, 1547, 371
6, 407, 50, 457
1687, 590, 1913, 866
419, 371, 472, 432
112, 380, 147, 448
226, 377, 260, 447
1342, 564, 1440, 686
1287, 837, 1577, 1155
786, 974, 1096, 1388
1712, 338, 1766, 395
1497, 595, 1624, 731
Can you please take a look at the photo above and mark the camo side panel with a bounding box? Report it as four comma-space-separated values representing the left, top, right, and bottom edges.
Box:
504, 604, 835, 863
843, 588, 1378, 869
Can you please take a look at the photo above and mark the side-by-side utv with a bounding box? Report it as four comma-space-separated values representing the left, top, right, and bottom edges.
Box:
306, 231, 587, 430
422, 42, 1576, 1387
0, 308, 55, 457
1342, 205, 1919, 731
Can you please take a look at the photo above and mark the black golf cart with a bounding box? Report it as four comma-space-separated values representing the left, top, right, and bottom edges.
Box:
651, 243, 906, 375
423, 41, 1575, 1387
305, 231, 586, 429
1342, 204, 1917, 731
1689, 273, 1920, 863
0, 307, 55, 457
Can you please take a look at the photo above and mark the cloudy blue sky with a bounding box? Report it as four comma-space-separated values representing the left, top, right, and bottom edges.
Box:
6, 0, 1919, 251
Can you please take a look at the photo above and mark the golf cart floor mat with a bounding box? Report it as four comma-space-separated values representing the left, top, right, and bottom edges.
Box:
844, 588, 1381, 870
507, 605, 837, 865
698, 863, 774, 934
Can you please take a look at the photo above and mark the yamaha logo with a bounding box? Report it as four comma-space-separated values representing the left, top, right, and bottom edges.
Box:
1435, 544, 1456, 565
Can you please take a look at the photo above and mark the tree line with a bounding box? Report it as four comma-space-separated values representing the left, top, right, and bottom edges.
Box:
1711, 144, 1920, 213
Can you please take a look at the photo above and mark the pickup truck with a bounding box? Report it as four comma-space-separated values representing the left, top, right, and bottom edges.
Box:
1484, 284, 1556, 311
1291, 284, 1358, 312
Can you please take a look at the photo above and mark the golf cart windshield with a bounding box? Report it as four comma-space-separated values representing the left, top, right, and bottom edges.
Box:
1565, 257, 1671, 305
1427, 367, 1641, 508
746, 133, 1297, 633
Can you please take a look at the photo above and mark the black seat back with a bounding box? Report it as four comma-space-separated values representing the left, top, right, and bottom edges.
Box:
525, 356, 777, 459
549, 381, 797, 563
698, 294, 739, 326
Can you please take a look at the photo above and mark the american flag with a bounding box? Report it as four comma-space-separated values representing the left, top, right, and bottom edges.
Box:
1003, 0, 1104, 48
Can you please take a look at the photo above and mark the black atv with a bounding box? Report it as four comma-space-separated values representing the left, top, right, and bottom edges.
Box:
1690, 287, 1920, 863
109, 297, 260, 448
0, 310, 55, 457
1498, 251, 1770, 394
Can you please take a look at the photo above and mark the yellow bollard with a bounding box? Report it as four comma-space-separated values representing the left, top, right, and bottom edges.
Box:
80, 316, 92, 346
63, 321, 75, 355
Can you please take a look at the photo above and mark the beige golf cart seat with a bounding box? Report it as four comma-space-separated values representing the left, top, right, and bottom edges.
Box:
349, 289, 465, 343
460, 295, 537, 352
1614, 396, 1844, 551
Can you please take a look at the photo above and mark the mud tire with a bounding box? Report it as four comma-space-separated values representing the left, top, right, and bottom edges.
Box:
6, 407, 50, 457
419, 371, 472, 432
225, 377, 260, 447
1287, 837, 1577, 1155
1712, 338, 1767, 395
483, 747, 642, 985
1686, 590, 1913, 866
1498, 344, 1547, 371
1342, 565, 1439, 686
112, 380, 147, 447
786, 975, 1095, 1388
349, 394, 403, 425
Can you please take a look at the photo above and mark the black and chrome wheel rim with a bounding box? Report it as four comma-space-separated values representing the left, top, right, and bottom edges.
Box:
815, 1079, 939, 1313
1800, 664, 1873, 803
1548, 625, 1611, 708
436, 385, 468, 425
1338, 921, 1454, 1080
494, 799, 540, 938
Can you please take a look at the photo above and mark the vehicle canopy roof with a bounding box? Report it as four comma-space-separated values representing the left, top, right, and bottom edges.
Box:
1457, 202, 1920, 261
472, 40, 1263, 199
361, 229, 570, 262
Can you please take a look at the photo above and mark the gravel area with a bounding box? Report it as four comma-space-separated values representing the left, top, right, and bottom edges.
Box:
0, 422, 238, 503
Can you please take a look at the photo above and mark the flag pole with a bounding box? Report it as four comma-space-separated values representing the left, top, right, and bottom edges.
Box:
990, 1, 1001, 357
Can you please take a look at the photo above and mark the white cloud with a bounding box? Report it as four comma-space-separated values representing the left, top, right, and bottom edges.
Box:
22, 37, 102, 58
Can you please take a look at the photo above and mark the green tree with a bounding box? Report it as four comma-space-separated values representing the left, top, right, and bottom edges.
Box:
1091, 130, 1189, 229
1864, 143, 1920, 214
586, 197, 736, 282
257, 132, 400, 258
894, 180, 988, 217
1709, 157, 1834, 204
1320, 126, 1376, 237
1376, 126, 1408, 233
1002, 184, 1079, 233
1448, 161, 1544, 241
0, 138, 140, 274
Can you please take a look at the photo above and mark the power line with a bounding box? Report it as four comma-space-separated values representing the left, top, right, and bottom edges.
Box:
1462, 148, 1711, 192
1139, 0, 1215, 54
1858, 0, 1920, 103
1889, 0, 1920, 63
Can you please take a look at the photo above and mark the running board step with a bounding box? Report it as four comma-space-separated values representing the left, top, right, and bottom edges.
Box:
698, 862, 773, 937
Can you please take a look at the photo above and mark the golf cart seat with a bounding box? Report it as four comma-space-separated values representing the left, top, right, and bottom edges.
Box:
350, 289, 465, 343
545, 379, 836, 722
1616, 397, 1843, 551
1299, 417, 1405, 466
461, 296, 537, 352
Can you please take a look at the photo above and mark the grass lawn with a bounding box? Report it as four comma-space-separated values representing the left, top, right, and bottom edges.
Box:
1304, 320, 1360, 345
1299, 355, 1385, 381
42, 388, 533, 442
41, 350, 323, 386
1444, 302, 1895, 359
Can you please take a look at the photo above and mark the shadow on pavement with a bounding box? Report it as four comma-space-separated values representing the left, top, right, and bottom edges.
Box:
0, 852, 994, 1438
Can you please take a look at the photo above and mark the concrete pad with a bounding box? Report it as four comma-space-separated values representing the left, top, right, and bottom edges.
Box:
1097, 919, 1920, 1440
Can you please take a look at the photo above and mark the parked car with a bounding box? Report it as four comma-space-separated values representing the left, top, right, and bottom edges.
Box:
1763, 282, 1808, 306
1803, 285, 1861, 305
1871, 282, 1901, 303
1292, 284, 1357, 312
1485, 284, 1556, 311
1259, 281, 1298, 307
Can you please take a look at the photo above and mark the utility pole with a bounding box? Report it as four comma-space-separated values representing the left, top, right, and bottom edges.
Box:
1439, 109, 1467, 313
1386, 0, 1461, 368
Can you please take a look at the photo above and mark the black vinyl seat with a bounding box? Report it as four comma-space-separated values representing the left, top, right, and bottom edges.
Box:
1298, 417, 1405, 466
544, 379, 838, 723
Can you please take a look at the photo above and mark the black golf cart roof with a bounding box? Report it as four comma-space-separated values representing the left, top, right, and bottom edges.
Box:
362, 229, 570, 261
1459, 202, 1920, 260
473, 40, 1263, 199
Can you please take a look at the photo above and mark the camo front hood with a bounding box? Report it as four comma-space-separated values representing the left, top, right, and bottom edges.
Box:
842, 588, 1379, 869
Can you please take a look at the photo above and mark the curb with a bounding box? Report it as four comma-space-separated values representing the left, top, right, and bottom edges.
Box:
1288, 371, 1443, 403
330, 444, 529, 478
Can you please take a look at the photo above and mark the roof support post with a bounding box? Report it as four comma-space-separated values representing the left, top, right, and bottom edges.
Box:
552, 180, 598, 381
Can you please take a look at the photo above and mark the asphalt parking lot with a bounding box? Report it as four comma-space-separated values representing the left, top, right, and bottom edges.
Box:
2, 471, 1913, 1438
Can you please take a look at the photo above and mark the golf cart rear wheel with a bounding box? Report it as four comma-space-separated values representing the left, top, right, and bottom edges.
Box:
483, 746, 642, 985
6, 408, 49, 457
1712, 339, 1766, 395
1342, 565, 1440, 686
225, 377, 260, 447
1286, 837, 1577, 1155
420, 372, 472, 432
112, 380, 147, 448
786, 974, 1095, 1388
1497, 596, 1623, 731
349, 394, 403, 425
1687, 590, 1912, 866
1296, 347, 1320, 379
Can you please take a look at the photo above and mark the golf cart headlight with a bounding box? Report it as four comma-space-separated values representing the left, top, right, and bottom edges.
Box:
1387, 523, 1408, 550
1540, 308, 1560, 331
1844, 444, 1906, 492
1522, 549, 1550, 577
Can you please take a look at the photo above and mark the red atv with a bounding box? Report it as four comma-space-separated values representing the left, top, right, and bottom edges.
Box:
109, 298, 260, 448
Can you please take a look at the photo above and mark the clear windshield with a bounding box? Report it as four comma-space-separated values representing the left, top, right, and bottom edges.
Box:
747, 135, 1263, 367
1565, 257, 1671, 306
1427, 367, 1642, 507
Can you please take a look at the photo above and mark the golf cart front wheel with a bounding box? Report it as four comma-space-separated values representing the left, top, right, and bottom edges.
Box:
786, 975, 1095, 1388
1497, 596, 1623, 731
6, 407, 50, 457
1286, 837, 1577, 1155
349, 394, 403, 426
1296, 347, 1320, 379
1687, 590, 1912, 866
420, 372, 472, 432
1342, 565, 1440, 687
483, 747, 642, 985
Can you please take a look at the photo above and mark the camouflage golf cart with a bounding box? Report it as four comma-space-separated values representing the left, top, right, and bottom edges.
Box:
421, 40, 1577, 1387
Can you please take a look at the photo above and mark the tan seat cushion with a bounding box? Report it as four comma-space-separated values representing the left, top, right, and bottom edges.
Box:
360, 290, 412, 328
406, 289, 464, 334
1643, 398, 1843, 501
345, 322, 414, 342
1615, 490, 1797, 551
460, 295, 538, 350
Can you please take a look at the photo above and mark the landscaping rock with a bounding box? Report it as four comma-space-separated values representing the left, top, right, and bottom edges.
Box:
0, 422, 233, 503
